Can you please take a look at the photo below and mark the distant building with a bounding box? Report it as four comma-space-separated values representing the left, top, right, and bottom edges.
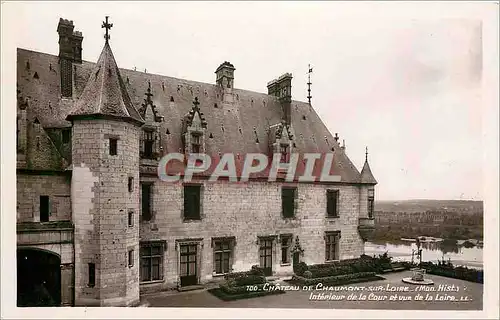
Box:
16, 17, 377, 306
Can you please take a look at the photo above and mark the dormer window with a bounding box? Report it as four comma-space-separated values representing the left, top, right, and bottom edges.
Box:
143, 130, 155, 159
140, 127, 161, 160
183, 97, 208, 155
280, 143, 290, 163
270, 122, 293, 165
139, 83, 163, 161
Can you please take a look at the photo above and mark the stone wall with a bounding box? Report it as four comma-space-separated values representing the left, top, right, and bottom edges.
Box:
139, 179, 367, 292
16, 174, 71, 222
71, 119, 140, 306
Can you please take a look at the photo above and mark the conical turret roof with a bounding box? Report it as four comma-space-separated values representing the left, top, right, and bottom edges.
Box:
360, 148, 377, 184
66, 41, 143, 125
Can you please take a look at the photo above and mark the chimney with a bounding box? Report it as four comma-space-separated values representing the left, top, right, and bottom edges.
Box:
57, 18, 84, 98
57, 18, 75, 60
71, 31, 83, 63
267, 73, 293, 124
267, 79, 278, 96
215, 61, 235, 89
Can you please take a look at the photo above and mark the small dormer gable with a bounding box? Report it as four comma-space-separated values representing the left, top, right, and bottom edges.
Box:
139, 82, 163, 161
183, 97, 207, 154
269, 121, 294, 163
139, 81, 164, 124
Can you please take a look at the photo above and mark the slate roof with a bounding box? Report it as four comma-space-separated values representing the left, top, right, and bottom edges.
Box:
67, 42, 143, 124
17, 46, 369, 184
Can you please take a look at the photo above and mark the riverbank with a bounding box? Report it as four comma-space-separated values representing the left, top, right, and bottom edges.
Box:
364, 241, 483, 270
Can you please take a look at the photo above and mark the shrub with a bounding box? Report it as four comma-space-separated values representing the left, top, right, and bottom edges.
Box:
294, 254, 404, 278
420, 261, 483, 283
294, 262, 308, 276
233, 275, 266, 286
249, 265, 266, 277
292, 272, 379, 286
220, 283, 267, 295
303, 270, 313, 278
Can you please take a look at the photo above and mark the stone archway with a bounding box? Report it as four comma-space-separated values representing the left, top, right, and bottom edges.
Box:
17, 248, 61, 307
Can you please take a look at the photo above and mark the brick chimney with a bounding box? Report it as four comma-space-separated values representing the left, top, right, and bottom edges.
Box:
267, 73, 293, 124
57, 18, 84, 98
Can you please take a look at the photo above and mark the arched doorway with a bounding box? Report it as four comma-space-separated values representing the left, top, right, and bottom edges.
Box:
17, 248, 61, 307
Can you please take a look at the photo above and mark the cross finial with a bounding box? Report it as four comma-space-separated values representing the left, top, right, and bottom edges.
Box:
307, 64, 313, 104
102, 16, 113, 43
365, 146, 368, 161
334, 133, 339, 142
144, 81, 153, 104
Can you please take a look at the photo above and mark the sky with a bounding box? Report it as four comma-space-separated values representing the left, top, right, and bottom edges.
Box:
7, 1, 490, 200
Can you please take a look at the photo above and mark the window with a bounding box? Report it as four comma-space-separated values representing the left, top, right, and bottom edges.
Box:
143, 130, 155, 159
140, 242, 164, 282
128, 177, 134, 193
128, 249, 134, 267
62, 129, 71, 143
128, 211, 134, 227
368, 189, 375, 219
327, 190, 339, 218
325, 232, 340, 261
40, 195, 49, 222
183, 185, 201, 220
280, 143, 289, 163
213, 238, 233, 275
191, 133, 201, 154
282, 187, 296, 218
88, 263, 95, 287
141, 183, 152, 221
259, 238, 273, 276
281, 235, 292, 264
109, 138, 118, 155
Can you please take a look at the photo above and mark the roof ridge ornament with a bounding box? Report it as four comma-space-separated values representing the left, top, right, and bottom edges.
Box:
360, 145, 377, 184
185, 97, 207, 128
307, 64, 313, 105
139, 81, 163, 122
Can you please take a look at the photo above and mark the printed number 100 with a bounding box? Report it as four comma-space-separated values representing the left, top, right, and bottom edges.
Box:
246, 285, 258, 291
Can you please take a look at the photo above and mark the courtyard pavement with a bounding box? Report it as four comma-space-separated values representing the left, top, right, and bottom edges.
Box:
140, 271, 483, 310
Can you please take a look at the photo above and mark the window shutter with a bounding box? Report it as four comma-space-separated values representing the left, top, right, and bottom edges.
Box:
184, 185, 201, 219
327, 191, 333, 216
282, 188, 295, 218
327, 190, 338, 217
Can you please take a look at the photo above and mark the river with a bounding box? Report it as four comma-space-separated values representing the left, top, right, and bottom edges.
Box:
364, 240, 483, 269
